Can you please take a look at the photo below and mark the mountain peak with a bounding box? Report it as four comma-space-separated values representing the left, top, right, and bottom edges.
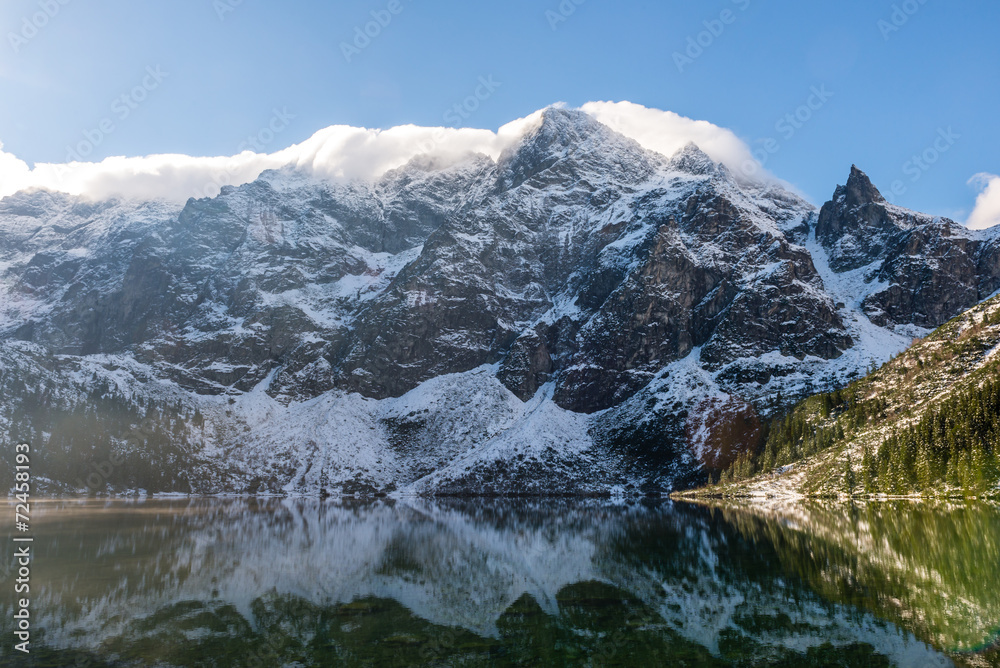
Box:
816, 165, 945, 273
496, 107, 655, 191
843, 165, 885, 207
539, 105, 596, 126
496, 107, 609, 168
667, 142, 717, 175
525, 107, 615, 149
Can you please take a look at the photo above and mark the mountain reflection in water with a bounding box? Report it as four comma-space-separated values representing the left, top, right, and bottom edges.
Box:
2, 497, 994, 667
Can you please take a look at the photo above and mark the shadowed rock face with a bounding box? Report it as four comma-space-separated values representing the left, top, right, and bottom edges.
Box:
302, 111, 854, 413
817, 165, 1000, 328
2, 109, 1000, 494
3, 109, 846, 411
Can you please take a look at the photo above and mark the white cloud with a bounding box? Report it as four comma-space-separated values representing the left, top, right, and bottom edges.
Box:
580, 100, 767, 180
0, 102, 765, 204
0, 141, 33, 193
272, 112, 544, 184
967, 173, 1000, 230
0, 112, 546, 204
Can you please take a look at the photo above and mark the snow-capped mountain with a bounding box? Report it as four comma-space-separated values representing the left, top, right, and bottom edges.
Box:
2, 108, 998, 495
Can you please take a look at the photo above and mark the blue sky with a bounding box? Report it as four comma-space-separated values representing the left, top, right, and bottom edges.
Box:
1, 0, 998, 220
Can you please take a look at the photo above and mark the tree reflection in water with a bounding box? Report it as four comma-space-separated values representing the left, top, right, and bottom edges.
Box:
1, 498, 987, 667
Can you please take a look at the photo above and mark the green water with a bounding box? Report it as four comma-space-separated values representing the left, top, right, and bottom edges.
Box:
0, 498, 995, 667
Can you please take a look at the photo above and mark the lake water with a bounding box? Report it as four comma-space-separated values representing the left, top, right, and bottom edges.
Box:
1, 498, 997, 667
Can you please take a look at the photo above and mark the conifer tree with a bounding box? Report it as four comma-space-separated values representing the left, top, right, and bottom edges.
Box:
861, 445, 875, 495
843, 454, 855, 495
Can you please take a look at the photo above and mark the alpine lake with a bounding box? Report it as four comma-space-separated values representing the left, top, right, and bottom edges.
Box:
2, 497, 998, 667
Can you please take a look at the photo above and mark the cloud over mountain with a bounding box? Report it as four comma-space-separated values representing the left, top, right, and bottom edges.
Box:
580, 101, 763, 178
0, 103, 763, 203
967, 173, 1000, 230
5, 100, 991, 229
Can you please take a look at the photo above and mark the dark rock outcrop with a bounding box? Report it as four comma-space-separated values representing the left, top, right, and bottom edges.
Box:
817, 165, 1000, 328
2, 111, 999, 495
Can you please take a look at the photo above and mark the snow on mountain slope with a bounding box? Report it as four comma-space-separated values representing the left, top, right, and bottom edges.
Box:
2, 108, 999, 496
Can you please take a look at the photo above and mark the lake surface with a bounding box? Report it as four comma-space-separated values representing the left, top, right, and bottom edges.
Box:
1, 498, 997, 667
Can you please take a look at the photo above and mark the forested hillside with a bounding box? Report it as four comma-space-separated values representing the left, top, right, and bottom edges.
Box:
701, 295, 1000, 498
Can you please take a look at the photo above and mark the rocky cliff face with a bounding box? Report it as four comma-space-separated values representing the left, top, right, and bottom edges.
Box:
2, 108, 997, 496
817, 165, 1000, 328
